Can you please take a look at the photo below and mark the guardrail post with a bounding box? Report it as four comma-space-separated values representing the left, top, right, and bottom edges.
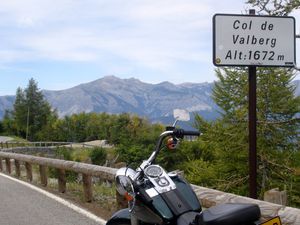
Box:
6, 142, 9, 148
82, 174, 93, 202
1, 142, 3, 149
25, 162, 33, 182
14, 160, 21, 177
0, 158, 3, 171
264, 188, 287, 205
5, 158, 11, 174
58, 169, 66, 193
39, 165, 48, 187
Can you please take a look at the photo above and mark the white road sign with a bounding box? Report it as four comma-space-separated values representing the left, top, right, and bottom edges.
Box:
213, 14, 295, 67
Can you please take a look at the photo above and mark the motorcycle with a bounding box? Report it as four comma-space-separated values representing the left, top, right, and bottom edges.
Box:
106, 111, 280, 225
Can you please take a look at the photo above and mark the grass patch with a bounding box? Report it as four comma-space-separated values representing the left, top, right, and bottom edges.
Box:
72, 148, 92, 163
47, 178, 117, 212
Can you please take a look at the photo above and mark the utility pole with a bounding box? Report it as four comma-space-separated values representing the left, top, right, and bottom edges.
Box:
26, 106, 30, 141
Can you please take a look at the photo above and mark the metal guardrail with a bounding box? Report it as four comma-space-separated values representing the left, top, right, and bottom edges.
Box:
0, 150, 299, 224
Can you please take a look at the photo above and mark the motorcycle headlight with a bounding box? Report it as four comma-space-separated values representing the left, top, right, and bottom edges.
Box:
115, 167, 136, 200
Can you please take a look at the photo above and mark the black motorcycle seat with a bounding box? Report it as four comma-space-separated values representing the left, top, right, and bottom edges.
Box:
196, 203, 261, 225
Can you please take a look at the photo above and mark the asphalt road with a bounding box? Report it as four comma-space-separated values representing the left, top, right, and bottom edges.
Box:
0, 173, 105, 225
0, 136, 13, 142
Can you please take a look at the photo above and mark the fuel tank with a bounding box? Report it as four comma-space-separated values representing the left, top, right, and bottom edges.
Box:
132, 174, 202, 223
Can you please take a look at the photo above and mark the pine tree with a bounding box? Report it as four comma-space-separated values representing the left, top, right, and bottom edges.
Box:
214, 67, 298, 192
14, 87, 27, 137
246, 0, 300, 16
13, 78, 55, 141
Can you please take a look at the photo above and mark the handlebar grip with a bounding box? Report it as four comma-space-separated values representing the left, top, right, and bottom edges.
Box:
183, 130, 201, 136
173, 129, 200, 138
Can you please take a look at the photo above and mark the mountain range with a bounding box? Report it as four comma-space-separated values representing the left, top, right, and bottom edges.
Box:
0, 76, 218, 123
0, 76, 299, 124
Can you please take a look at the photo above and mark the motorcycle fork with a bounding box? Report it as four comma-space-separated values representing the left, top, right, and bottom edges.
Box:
130, 214, 139, 225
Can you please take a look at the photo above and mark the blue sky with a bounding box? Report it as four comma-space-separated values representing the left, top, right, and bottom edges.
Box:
0, 0, 299, 96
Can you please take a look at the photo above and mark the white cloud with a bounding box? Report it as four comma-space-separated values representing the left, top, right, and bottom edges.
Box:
0, 0, 213, 68
0, 0, 299, 86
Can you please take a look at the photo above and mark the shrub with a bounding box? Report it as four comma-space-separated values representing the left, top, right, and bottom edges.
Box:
55, 146, 73, 160
89, 147, 107, 166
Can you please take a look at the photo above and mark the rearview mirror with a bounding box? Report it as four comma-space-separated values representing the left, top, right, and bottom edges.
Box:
173, 109, 190, 121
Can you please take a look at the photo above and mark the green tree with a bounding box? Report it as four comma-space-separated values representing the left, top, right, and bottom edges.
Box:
192, 114, 251, 195
224, 67, 297, 188
36, 109, 58, 141
1, 110, 16, 135
114, 115, 164, 168
14, 87, 27, 137
0, 120, 3, 134
247, 0, 300, 15
191, 66, 300, 204
13, 78, 56, 141
68, 113, 89, 142
89, 147, 107, 166
108, 113, 131, 145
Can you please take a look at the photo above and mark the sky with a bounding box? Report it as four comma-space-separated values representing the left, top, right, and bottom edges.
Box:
0, 0, 299, 96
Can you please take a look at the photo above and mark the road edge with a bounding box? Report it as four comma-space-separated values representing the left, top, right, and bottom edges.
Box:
0, 172, 107, 225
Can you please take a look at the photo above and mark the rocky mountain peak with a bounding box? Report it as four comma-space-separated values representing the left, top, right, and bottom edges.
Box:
1, 77, 299, 123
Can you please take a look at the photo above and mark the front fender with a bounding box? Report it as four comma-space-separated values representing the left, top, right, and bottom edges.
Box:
106, 208, 131, 225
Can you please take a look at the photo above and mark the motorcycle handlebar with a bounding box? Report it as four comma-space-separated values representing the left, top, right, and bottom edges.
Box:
143, 128, 200, 167
173, 129, 200, 138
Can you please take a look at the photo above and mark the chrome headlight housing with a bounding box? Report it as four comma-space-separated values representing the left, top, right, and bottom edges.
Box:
115, 167, 136, 199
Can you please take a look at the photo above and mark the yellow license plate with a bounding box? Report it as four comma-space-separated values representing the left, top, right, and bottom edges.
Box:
260, 217, 282, 225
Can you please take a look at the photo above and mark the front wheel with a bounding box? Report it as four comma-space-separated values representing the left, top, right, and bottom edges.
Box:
106, 223, 130, 225
106, 209, 131, 225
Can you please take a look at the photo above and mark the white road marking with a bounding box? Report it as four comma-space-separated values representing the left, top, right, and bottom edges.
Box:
0, 172, 107, 225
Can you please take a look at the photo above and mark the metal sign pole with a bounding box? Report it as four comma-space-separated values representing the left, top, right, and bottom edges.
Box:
248, 9, 257, 199
248, 65, 257, 199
